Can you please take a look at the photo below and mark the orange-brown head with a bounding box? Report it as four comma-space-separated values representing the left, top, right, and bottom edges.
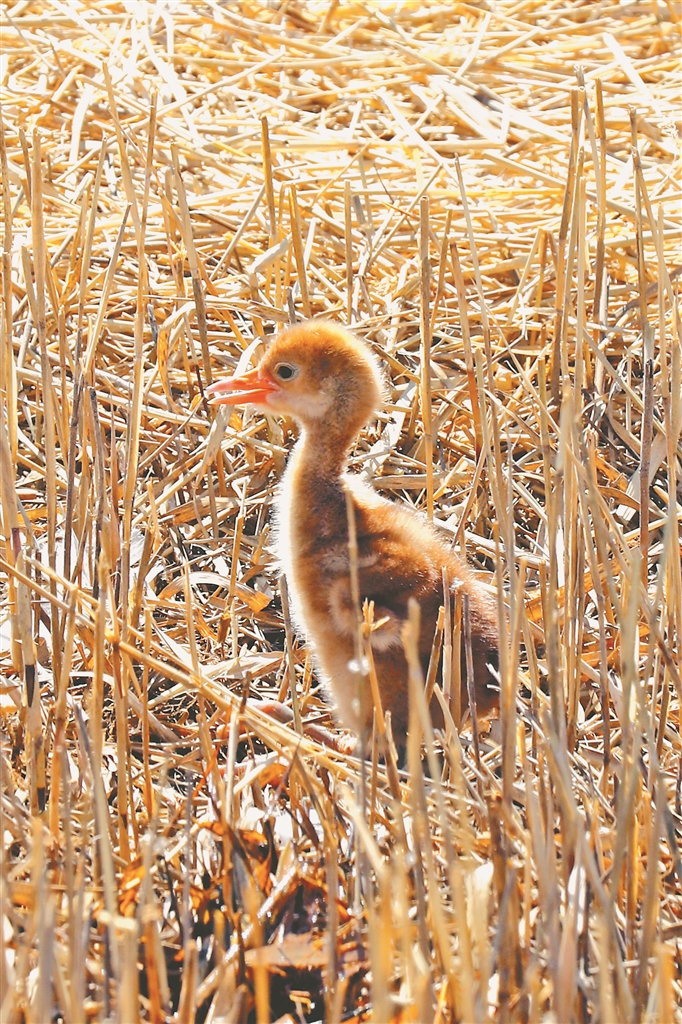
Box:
207, 321, 384, 439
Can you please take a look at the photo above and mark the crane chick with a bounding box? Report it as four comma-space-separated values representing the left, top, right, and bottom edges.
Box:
207, 321, 499, 740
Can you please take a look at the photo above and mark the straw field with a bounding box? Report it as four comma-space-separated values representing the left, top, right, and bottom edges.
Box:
0, 1, 680, 1021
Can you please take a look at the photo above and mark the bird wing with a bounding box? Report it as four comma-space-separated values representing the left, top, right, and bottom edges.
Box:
323, 533, 439, 653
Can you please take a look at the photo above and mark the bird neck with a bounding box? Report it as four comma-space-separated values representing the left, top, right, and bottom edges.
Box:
281, 423, 354, 551
296, 422, 350, 482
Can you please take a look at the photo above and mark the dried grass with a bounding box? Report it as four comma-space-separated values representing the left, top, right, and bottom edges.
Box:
0, 2, 681, 1022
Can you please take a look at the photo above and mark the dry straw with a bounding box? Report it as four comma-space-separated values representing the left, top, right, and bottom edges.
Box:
0, 1, 680, 1022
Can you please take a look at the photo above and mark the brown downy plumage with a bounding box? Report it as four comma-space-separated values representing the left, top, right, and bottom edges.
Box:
207, 320, 499, 740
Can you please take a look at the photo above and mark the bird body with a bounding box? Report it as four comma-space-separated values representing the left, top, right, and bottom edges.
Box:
208, 321, 499, 739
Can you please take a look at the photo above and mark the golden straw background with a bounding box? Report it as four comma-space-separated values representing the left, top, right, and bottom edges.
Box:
0, 2, 680, 1022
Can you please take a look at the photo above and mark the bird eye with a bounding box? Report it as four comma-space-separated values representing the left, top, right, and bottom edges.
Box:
274, 362, 297, 381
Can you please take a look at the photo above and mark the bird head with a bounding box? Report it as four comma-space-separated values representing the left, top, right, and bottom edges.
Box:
207, 320, 385, 435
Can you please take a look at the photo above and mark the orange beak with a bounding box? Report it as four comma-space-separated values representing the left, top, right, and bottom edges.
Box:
205, 367, 279, 406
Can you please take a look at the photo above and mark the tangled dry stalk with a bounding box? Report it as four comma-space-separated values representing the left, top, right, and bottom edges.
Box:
0, 2, 680, 1022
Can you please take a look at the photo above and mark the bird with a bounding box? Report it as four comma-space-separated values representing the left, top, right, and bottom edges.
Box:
206, 320, 499, 742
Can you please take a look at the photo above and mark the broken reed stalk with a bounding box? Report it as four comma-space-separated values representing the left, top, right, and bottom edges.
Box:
278, 573, 302, 734
419, 195, 433, 520
288, 184, 311, 319
344, 179, 353, 325
0, 111, 18, 467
